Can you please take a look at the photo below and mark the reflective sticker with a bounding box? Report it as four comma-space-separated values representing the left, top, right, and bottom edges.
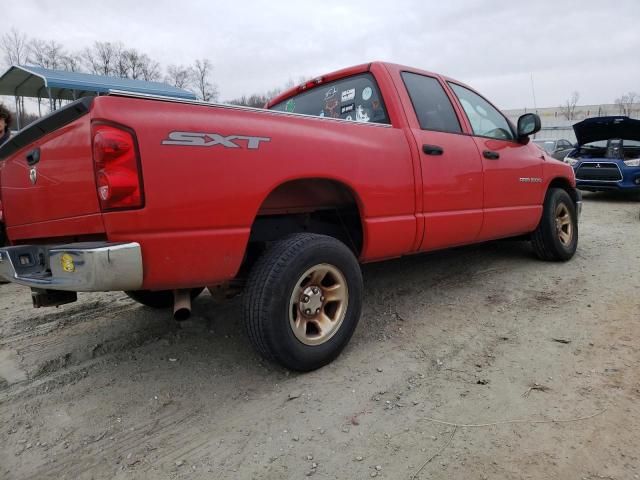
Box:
324, 86, 337, 100
356, 105, 370, 122
362, 86, 372, 101
285, 99, 295, 112
61, 253, 75, 273
341, 88, 355, 102
340, 103, 355, 115
324, 98, 339, 117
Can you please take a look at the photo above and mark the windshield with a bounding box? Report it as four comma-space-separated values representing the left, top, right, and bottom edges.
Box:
534, 140, 556, 153
583, 139, 640, 147
270, 73, 390, 124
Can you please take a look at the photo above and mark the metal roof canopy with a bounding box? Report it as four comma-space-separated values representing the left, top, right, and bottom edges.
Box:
0, 65, 196, 128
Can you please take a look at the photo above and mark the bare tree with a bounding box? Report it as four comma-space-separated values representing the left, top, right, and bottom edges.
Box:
560, 91, 580, 121
28, 39, 65, 70
228, 86, 288, 108
0, 28, 29, 67
165, 64, 193, 89
192, 59, 219, 102
61, 53, 83, 72
226, 76, 308, 108
140, 55, 161, 82
104, 42, 127, 78
122, 49, 143, 79
1, 29, 30, 126
614, 92, 638, 116
83, 41, 118, 76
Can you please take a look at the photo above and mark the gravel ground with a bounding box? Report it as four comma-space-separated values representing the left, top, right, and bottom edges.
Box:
0, 192, 639, 480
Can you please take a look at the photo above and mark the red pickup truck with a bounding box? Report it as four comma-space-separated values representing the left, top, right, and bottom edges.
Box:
0, 62, 580, 371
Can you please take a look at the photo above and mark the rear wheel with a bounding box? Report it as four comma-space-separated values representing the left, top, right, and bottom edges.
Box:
532, 188, 578, 261
243, 233, 363, 371
125, 288, 204, 309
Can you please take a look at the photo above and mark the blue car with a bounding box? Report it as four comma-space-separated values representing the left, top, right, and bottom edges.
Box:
565, 116, 640, 192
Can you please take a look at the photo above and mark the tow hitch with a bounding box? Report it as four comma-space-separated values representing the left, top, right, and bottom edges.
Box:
31, 288, 78, 308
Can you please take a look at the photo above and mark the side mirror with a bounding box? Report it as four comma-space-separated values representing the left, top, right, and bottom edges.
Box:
517, 113, 541, 139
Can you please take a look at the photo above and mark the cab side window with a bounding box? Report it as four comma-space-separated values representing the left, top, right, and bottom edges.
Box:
270, 73, 390, 125
448, 83, 515, 141
401, 72, 461, 134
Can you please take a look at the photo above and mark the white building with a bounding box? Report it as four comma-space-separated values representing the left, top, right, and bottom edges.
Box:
502, 104, 639, 142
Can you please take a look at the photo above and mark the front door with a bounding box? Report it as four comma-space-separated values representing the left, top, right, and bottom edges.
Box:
447, 83, 544, 241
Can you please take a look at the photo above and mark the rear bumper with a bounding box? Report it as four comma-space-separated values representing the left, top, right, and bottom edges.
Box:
0, 242, 143, 291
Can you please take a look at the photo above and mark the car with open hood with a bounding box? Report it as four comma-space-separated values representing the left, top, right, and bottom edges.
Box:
533, 138, 575, 161
566, 116, 640, 192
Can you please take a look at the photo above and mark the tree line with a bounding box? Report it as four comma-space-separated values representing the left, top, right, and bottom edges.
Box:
558, 90, 638, 121
0, 27, 308, 126
0, 28, 218, 103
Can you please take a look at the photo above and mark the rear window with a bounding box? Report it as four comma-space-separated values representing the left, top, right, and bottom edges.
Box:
270, 73, 390, 124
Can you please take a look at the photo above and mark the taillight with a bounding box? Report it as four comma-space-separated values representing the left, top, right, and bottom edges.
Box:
92, 124, 144, 210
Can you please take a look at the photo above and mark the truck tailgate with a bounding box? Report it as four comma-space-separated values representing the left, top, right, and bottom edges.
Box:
0, 99, 101, 228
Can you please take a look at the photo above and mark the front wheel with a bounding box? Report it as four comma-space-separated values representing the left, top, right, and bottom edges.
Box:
532, 188, 578, 261
243, 233, 363, 371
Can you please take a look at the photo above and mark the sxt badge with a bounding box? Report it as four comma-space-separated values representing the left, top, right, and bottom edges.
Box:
162, 132, 270, 150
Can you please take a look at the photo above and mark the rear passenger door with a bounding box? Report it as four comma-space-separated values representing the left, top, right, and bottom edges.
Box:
401, 72, 484, 251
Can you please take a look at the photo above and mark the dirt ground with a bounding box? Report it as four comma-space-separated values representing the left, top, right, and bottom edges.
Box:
0, 192, 639, 480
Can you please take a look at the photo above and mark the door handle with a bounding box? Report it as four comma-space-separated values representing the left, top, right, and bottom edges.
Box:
26, 148, 40, 166
423, 144, 444, 155
483, 150, 500, 160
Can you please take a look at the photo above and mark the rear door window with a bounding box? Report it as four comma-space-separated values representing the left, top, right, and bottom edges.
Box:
401, 72, 462, 134
270, 73, 389, 124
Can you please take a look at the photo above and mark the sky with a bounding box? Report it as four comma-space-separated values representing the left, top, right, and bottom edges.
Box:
2, 0, 640, 109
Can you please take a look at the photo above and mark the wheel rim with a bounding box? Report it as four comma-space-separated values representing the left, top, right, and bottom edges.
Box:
288, 263, 349, 346
555, 203, 573, 246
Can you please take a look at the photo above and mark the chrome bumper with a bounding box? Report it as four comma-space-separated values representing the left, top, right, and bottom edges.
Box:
0, 242, 143, 291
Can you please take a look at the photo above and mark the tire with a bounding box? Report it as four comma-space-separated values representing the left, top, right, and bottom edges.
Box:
125, 287, 205, 309
532, 188, 578, 261
243, 233, 363, 372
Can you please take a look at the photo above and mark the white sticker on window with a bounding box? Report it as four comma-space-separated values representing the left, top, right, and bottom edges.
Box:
325, 86, 337, 100
356, 105, 370, 123
362, 86, 372, 101
341, 88, 355, 102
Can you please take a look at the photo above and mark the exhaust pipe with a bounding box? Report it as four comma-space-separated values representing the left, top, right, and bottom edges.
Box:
173, 289, 192, 321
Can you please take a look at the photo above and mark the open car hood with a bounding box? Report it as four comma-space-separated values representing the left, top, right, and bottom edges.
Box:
573, 116, 640, 145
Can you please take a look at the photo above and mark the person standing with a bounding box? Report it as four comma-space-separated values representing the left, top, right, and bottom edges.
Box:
0, 103, 12, 145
